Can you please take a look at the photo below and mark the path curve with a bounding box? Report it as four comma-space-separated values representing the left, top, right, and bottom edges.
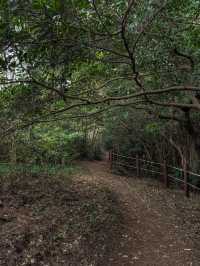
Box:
80, 160, 198, 266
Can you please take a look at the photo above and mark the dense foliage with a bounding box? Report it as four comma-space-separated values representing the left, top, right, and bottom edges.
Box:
0, 0, 200, 172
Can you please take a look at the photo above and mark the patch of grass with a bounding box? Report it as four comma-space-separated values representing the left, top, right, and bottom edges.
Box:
0, 163, 76, 177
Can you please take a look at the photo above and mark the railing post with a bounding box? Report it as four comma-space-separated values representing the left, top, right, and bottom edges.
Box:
136, 154, 140, 177
163, 159, 169, 188
110, 150, 113, 170
115, 151, 118, 166
183, 161, 190, 198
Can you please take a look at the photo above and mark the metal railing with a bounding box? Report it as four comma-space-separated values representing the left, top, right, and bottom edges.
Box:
108, 150, 200, 198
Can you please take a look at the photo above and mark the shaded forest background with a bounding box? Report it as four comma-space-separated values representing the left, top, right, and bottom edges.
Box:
0, 0, 200, 180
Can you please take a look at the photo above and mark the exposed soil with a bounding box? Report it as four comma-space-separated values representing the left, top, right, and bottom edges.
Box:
0, 170, 122, 266
80, 160, 200, 266
0, 160, 200, 266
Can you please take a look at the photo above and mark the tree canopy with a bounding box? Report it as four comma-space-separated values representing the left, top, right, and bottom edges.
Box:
0, 0, 200, 171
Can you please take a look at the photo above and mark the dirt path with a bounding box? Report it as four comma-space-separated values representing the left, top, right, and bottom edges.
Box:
80, 160, 199, 266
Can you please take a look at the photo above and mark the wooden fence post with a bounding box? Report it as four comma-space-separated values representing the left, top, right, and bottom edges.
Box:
110, 150, 113, 170
183, 161, 190, 198
163, 160, 169, 188
115, 150, 118, 166
136, 154, 140, 177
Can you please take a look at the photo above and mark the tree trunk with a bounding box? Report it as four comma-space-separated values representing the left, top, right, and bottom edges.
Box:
10, 134, 17, 164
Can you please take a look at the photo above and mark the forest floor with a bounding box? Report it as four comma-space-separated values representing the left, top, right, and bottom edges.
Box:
0, 160, 200, 265
0, 165, 122, 266
80, 160, 200, 266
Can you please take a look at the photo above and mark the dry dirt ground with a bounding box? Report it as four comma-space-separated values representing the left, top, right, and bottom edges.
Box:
81, 160, 200, 266
0, 160, 200, 266
0, 168, 122, 266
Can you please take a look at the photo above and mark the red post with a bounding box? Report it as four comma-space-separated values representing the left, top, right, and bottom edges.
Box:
163, 160, 169, 188
136, 154, 140, 177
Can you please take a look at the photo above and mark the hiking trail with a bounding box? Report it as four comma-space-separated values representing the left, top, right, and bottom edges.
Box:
80, 160, 199, 266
